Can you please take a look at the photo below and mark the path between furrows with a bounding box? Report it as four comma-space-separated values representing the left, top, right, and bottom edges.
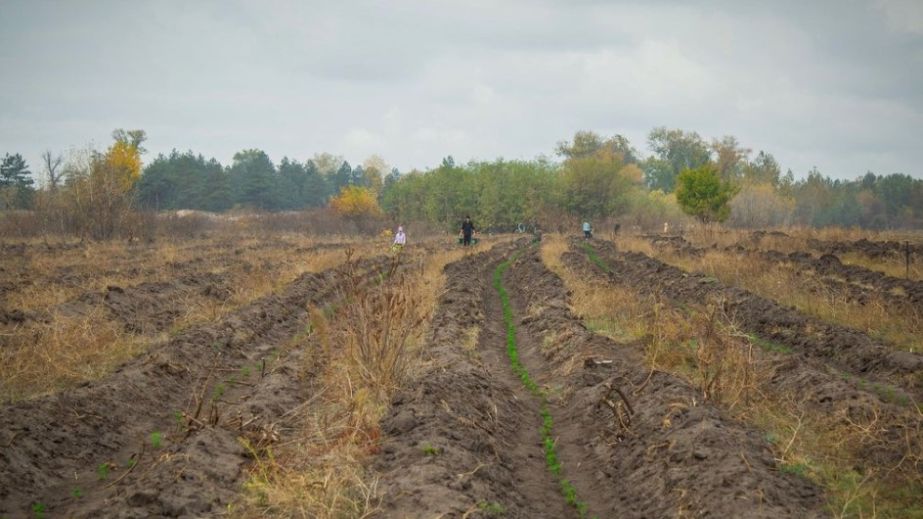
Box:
507, 246, 828, 518
495, 251, 606, 517
0, 254, 393, 517
476, 253, 575, 518
565, 241, 923, 488
375, 239, 575, 518
589, 239, 923, 400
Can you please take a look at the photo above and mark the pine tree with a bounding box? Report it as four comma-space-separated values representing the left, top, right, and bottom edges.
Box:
0, 153, 35, 209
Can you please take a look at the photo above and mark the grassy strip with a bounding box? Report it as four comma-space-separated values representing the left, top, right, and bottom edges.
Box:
493, 250, 591, 518
582, 242, 609, 273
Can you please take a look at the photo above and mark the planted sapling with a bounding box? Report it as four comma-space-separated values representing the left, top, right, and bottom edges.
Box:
211, 383, 226, 401
478, 501, 506, 516
421, 443, 441, 456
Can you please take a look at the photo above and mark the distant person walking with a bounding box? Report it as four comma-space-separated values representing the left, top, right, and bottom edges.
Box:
392, 225, 406, 251
583, 220, 592, 239
461, 216, 476, 246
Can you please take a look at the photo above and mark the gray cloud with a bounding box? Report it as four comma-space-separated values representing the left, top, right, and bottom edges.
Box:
1, 0, 920, 182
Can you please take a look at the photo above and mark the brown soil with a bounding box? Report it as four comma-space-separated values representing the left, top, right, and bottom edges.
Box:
375, 239, 572, 518
657, 234, 923, 311
566, 240, 923, 487
510, 246, 826, 518
763, 250, 923, 311
54, 271, 234, 334
0, 255, 393, 517
585, 240, 923, 400
375, 240, 828, 518
806, 238, 923, 260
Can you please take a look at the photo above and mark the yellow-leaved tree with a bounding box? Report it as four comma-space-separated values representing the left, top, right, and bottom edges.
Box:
105, 140, 143, 190
330, 185, 382, 232
330, 185, 381, 217
329, 185, 382, 232
66, 129, 147, 239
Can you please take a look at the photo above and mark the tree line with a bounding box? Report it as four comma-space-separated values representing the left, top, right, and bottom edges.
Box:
3, 127, 922, 233
136, 149, 395, 212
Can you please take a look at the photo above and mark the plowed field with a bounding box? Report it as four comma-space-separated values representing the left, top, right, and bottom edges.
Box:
2, 232, 921, 518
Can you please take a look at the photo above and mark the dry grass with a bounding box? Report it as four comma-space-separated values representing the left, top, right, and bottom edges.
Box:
679, 227, 923, 282
680, 226, 923, 250
0, 309, 147, 402
232, 240, 495, 518
836, 252, 923, 282
543, 234, 758, 406
543, 234, 923, 517
541, 235, 648, 343
618, 239, 923, 353
0, 233, 384, 403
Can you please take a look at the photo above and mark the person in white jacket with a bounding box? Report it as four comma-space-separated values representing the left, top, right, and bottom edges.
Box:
392, 225, 407, 251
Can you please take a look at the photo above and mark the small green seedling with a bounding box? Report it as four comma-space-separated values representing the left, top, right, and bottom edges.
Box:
749, 334, 792, 354
71, 487, 83, 498
127, 457, 138, 469
174, 410, 184, 426
781, 461, 810, 477
96, 463, 110, 480
478, 501, 506, 516
421, 444, 441, 456
32, 502, 46, 519
150, 431, 163, 449
211, 383, 226, 401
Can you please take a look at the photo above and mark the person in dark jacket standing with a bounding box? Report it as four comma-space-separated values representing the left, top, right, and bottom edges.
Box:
461, 216, 475, 246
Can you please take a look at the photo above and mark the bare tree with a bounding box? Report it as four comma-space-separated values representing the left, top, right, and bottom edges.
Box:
41, 150, 65, 191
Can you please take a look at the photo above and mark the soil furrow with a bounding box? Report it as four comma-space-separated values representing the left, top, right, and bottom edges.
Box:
51, 271, 235, 334
648, 234, 923, 311
508, 245, 829, 518
805, 237, 923, 260
0, 255, 392, 517
587, 239, 923, 398
564, 240, 923, 508
375, 239, 572, 518
494, 250, 595, 516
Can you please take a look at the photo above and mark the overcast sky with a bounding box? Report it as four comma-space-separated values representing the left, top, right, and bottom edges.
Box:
2, 0, 922, 181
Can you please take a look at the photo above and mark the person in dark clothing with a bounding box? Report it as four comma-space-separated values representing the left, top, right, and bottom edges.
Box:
461, 216, 475, 246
